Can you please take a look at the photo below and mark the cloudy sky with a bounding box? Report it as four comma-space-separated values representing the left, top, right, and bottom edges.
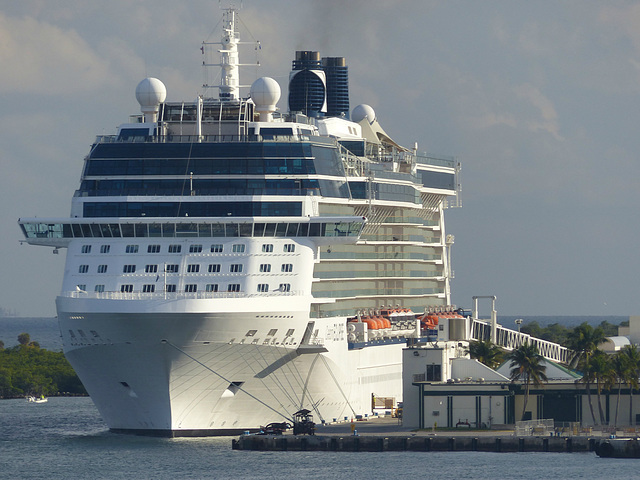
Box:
1, 0, 639, 317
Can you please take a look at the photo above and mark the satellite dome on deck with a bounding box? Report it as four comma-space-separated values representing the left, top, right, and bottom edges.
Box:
352, 104, 376, 124
250, 77, 281, 121
135, 77, 166, 122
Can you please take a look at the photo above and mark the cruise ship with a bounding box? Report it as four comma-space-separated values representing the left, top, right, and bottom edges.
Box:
18, 9, 460, 436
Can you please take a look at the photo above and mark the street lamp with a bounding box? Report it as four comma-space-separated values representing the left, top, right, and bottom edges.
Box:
515, 318, 523, 333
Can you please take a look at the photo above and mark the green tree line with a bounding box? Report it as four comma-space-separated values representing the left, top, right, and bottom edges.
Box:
519, 320, 620, 345
0, 333, 86, 398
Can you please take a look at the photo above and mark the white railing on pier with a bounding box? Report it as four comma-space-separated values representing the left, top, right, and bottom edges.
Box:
470, 318, 570, 364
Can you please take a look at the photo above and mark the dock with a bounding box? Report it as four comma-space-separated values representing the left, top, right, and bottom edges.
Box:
233, 433, 596, 453
232, 416, 602, 453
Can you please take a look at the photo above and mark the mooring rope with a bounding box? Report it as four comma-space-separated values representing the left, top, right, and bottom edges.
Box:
161, 339, 293, 423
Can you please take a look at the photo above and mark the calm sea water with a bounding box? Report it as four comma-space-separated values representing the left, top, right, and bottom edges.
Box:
0, 317, 62, 350
1, 396, 639, 479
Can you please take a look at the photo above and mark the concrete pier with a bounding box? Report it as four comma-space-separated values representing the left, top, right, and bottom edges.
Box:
233, 434, 594, 453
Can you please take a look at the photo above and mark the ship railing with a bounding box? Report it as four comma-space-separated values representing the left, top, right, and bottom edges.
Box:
470, 318, 570, 364
415, 152, 457, 169
62, 290, 302, 300
515, 419, 555, 437
76, 187, 323, 197
314, 270, 440, 279
94, 134, 327, 144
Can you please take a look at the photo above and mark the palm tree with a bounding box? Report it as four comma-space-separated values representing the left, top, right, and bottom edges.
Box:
566, 323, 606, 425
589, 350, 612, 425
619, 345, 640, 426
465, 339, 503, 369
611, 353, 628, 427
506, 342, 548, 421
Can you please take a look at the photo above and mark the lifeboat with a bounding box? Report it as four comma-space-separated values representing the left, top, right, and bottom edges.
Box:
420, 314, 439, 330
362, 316, 380, 338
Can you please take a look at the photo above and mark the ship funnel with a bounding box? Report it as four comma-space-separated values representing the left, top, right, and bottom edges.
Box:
322, 56, 349, 118
288, 51, 350, 119
288, 51, 326, 117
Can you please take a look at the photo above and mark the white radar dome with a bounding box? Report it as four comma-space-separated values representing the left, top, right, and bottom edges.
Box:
250, 77, 281, 110
352, 104, 376, 124
135, 77, 167, 110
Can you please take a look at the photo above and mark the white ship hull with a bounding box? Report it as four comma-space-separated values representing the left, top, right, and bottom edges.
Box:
57, 295, 404, 435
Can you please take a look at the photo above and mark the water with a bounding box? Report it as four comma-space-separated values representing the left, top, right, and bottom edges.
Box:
1, 397, 639, 479
0, 317, 61, 350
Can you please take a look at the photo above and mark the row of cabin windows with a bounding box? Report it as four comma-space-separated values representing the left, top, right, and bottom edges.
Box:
87, 283, 291, 293
79, 263, 294, 274
113, 283, 291, 293
81, 243, 295, 254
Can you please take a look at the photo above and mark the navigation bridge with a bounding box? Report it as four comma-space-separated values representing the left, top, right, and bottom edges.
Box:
468, 296, 570, 365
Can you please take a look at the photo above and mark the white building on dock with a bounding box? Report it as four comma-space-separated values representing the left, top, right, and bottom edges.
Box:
402, 306, 640, 430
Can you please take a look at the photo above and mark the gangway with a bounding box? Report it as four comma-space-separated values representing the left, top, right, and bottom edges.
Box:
468, 296, 570, 364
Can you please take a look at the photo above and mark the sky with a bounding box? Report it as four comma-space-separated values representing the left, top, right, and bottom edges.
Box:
1, 0, 640, 317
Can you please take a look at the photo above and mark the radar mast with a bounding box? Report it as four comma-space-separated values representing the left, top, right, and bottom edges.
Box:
201, 7, 260, 101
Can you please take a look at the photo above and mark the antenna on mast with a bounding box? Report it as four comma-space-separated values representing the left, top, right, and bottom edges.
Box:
201, 7, 260, 101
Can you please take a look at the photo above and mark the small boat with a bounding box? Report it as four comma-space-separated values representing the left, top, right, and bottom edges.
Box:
27, 395, 48, 403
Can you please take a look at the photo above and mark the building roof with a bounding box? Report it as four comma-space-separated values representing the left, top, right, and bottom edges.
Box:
496, 358, 581, 381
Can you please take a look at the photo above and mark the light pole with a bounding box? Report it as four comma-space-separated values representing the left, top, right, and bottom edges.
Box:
515, 318, 523, 333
